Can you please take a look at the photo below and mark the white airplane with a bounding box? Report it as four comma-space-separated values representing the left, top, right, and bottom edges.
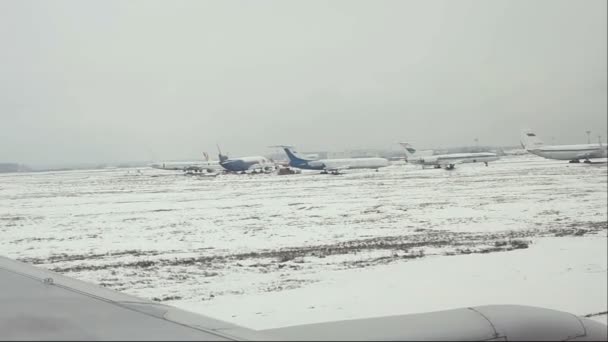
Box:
399, 143, 500, 170
149, 152, 222, 173
1, 255, 606, 340
520, 130, 607, 163
275, 145, 389, 174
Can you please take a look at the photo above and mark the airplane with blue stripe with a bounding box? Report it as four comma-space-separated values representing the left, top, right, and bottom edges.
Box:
217, 145, 275, 173
276, 145, 389, 174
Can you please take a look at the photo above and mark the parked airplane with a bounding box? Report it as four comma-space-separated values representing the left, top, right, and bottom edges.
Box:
275, 146, 389, 174
520, 130, 607, 163
217, 145, 275, 173
149, 152, 222, 173
1, 256, 606, 340
399, 143, 499, 170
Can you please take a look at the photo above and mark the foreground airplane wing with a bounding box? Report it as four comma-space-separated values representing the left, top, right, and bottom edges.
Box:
262, 305, 607, 341
0, 256, 265, 341
1, 256, 606, 341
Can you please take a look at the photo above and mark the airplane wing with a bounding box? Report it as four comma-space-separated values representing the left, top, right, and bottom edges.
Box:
1, 256, 606, 341
153, 163, 222, 172
0, 256, 266, 341
183, 166, 206, 172
239, 159, 278, 172
323, 166, 351, 174
325, 165, 350, 171
243, 163, 274, 172
151, 165, 184, 171
321, 161, 351, 172
190, 163, 224, 172
437, 159, 468, 168
261, 305, 608, 341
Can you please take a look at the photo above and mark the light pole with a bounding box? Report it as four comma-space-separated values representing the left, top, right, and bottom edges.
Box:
586, 130, 591, 144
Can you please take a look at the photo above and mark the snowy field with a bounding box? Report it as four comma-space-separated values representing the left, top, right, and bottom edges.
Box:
1, 155, 607, 328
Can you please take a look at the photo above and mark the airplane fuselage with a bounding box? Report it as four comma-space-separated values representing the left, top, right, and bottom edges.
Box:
289, 157, 389, 171
526, 144, 607, 161
150, 161, 220, 172
281, 146, 389, 172
220, 156, 274, 172
421, 152, 500, 166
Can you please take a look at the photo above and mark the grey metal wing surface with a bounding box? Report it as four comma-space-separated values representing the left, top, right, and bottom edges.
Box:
1, 255, 606, 341
261, 305, 607, 341
0, 256, 266, 341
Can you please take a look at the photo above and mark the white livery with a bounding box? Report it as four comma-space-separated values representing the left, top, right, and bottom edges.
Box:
150, 152, 222, 173
399, 143, 499, 169
520, 130, 607, 163
278, 146, 389, 174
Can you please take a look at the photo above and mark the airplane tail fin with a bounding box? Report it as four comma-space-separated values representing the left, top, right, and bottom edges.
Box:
280, 146, 312, 164
203, 152, 209, 162
520, 130, 544, 150
217, 145, 229, 163
398, 142, 417, 161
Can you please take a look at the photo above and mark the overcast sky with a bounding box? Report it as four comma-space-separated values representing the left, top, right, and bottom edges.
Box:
1, 0, 606, 164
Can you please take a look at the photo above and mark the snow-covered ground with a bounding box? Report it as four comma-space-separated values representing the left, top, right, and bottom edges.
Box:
1, 155, 606, 328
